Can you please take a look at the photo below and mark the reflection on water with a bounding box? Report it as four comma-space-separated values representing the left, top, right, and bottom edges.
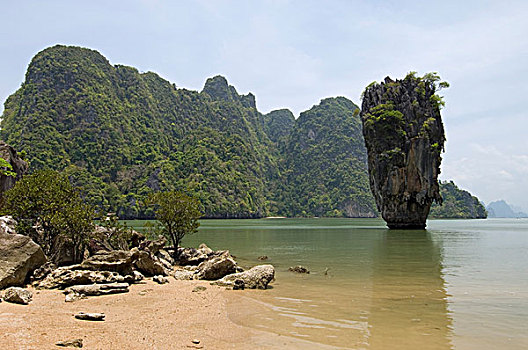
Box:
182, 219, 453, 349
129, 218, 528, 349
367, 230, 452, 349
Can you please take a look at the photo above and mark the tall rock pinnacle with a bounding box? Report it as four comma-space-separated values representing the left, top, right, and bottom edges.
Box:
360, 73, 447, 229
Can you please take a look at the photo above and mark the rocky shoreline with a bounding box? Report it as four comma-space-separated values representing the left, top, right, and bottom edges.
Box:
0, 215, 279, 348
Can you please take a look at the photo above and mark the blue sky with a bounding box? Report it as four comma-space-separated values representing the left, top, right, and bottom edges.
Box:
1, 0, 527, 210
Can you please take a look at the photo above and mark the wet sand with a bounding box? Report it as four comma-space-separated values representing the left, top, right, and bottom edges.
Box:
0, 279, 337, 350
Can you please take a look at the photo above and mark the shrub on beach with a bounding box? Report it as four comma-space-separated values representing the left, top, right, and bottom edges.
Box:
2, 169, 96, 264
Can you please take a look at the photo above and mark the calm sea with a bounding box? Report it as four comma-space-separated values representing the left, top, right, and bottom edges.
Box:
129, 218, 528, 349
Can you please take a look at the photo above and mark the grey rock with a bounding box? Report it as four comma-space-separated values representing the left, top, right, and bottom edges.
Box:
195, 251, 237, 280
289, 265, 310, 274
156, 249, 174, 265
133, 270, 144, 282
56, 338, 83, 348
198, 243, 213, 255
0, 232, 47, 289
80, 250, 134, 276
192, 286, 206, 293
158, 257, 173, 271
176, 247, 208, 266
232, 279, 245, 290
74, 312, 105, 321
87, 226, 115, 255
64, 283, 129, 297
173, 270, 195, 281
131, 248, 168, 277
36, 267, 132, 289
64, 291, 86, 303
30, 262, 57, 283
257, 255, 268, 261
3, 287, 33, 304
153, 275, 169, 284
128, 229, 146, 249
213, 264, 275, 289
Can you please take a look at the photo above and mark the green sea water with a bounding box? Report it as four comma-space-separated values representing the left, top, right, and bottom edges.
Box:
128, 218, 528, 349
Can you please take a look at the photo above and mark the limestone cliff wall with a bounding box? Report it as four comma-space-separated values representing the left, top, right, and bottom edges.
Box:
360, 75, 445, 229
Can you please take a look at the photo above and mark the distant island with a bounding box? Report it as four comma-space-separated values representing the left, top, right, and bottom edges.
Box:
0, 45, 485, 220
486, 200, 527, 218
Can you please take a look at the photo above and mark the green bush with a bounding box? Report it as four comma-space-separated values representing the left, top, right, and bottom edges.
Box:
2, 169, 95, 263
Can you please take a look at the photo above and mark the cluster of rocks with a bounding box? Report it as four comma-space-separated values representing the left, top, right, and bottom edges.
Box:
173, 244, 275, 289
0, 215, 275, 305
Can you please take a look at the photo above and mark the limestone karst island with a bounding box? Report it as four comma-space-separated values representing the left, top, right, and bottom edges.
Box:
1, 2, 527, 349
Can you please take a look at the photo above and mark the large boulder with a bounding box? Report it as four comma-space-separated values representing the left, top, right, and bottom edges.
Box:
131, 248, 168, 276
0, 142, 28, 193
360, 75, 445, 229
36, 266, 133, 289
195, 251, 237, 280
0, 232, 47, 289
80, 250, 134, 276
176, 243, 214, 266
213, 264, 275, 289
3, 287, 33, 304
173, 269, 195, 281
175, 247, 208, 266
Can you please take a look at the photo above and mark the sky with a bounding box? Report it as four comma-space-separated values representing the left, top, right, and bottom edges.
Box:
0, 0, 527, 211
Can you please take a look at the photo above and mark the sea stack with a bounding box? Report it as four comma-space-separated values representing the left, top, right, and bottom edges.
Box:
360, 73, 446, 229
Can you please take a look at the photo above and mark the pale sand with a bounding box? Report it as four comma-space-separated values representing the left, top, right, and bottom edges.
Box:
0, 280, 335, 350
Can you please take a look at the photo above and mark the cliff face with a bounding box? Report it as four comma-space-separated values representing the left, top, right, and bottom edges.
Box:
360, 74, 446, 229
280, 97, 377, 218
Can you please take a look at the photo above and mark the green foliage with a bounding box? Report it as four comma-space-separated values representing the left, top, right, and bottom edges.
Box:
1, 45, 279, 219
2, 170, 95, 263
429, 181, 487, 219
363, 103, 406, 158
0, 157, 16, 177
407, 71, 449, 109
145, 191, 203, 247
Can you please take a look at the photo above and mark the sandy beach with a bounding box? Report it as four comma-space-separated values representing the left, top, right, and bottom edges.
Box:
0, 279, 335, 350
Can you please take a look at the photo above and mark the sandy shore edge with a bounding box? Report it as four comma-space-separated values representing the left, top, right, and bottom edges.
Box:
0, 279, 337, 350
